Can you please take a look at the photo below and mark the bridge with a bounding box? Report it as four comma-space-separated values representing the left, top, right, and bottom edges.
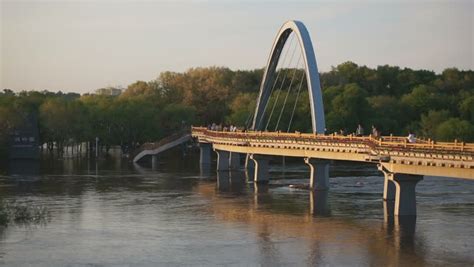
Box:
190, 20, 474, 217
132, 130, 192, 163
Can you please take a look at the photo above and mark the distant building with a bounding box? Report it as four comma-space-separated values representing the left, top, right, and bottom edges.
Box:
95, 87, 122, 96
9, 114, 40, 159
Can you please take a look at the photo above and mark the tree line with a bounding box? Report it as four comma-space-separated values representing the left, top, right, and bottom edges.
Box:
1, 62, 473, 158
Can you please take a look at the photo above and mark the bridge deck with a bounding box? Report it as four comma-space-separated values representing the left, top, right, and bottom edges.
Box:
132, 131, 191, 163
192, 127, 474, 180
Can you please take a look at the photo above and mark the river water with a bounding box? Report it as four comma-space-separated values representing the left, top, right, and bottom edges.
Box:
0, 150, 473, 266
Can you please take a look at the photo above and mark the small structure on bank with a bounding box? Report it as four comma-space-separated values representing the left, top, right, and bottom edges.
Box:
9, 114, 40, 159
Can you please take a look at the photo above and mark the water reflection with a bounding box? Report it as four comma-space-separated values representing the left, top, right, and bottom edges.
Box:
0, 154, 472, 266
197, 180, 428, 266
309, 190, 330, 216
256, 222, 281, 266
216, 171, 246, 193
8, 160, 40, 177
216, 171, 230, 191
200, 164, 212, 177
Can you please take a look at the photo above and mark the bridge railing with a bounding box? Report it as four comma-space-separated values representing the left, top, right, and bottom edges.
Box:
191, 127, 474, 154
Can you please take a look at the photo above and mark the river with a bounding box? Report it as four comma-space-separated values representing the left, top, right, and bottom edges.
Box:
0, 150, 473, 266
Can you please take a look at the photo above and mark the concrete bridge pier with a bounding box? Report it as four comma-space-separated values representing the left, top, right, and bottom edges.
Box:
229, 171, 246, 192
199, 143, 212, 167
391, 174, 423, 216
383, 174, 396, 201
215, 149, 230, 171
383, 201, 417, 239
310, 190, 330, 216
217, 171, 230, 191
229, 152, 241, 170
304, 158, 330, 190
249, 154, 270, 183
245, 154, 255, 171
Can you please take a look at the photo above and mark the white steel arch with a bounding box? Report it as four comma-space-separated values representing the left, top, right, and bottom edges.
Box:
252, 20, 325, 134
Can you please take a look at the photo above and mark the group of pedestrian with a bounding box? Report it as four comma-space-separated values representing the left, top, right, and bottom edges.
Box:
206, 122, 416, 143
355, 124, 417, 143
337, 124, 377, 138
207, 123, 240, 132
208, 123, 221, 131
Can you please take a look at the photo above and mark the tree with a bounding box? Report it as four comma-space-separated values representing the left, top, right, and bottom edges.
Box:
226, 93, 257, 127
0, 105, 21, 156
160, 104, 196, 135
459, 96, 474, 123
179, 67, 233, 123
368, 95, 405, 135
401, 85, 442, 119
435, 118, 474, 142
419, 110, 450, 139
231, 69, 262, 94
326, 83, 371, 133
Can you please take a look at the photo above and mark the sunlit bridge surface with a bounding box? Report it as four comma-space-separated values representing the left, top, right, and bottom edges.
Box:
0, 154, 473, 266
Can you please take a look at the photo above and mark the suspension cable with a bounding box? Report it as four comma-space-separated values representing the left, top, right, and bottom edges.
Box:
287, 70, 306, 132
257, 33, 295, 128
265, 36, 299, 130
274, 54, 302, 131
245, 113, 254, 129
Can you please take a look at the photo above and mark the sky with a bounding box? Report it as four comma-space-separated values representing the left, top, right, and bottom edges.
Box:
1, 0, 473, 93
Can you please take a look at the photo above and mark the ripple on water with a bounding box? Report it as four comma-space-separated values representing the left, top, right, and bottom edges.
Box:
0, 157, 473, 266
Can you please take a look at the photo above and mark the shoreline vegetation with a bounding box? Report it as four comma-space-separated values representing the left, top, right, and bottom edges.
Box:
1, 62, 473, 158
0, 199, 50, 227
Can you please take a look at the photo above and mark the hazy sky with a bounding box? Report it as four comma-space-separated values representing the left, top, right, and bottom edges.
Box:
1, 0, 473, 93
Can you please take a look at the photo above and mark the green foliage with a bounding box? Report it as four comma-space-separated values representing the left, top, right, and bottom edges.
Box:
0, 200, 50, 227
435, 118, 474, 142
325, 83, 371, 133
420, 110, 450, 138
1, 63, 473, 157
160, 104, 196, 135
401, 85, 442, 116
368, 95, 405, 135
226, 93, 257, 126
459, 96, 474, 123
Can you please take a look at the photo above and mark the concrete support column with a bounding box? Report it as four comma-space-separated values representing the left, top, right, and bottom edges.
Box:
383, 173, 396, 201
217, 171, 230, 191
304, 158, 330, 191
390, 174, 423, 216
215, 149, 230, 171
229, 152, 241, 170
199, 143, 212, 166
245, 154, 255, 171
249, 154, 270, 184
253, 183, 269, 208
310, 190, 330, 216
229, 171, 245, 192
383, 201, 395, 223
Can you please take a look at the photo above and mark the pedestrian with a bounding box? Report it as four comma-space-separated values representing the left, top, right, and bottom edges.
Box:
371, 125, 379, 138
407, 132, 416, 143
356, 124, 364, 136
